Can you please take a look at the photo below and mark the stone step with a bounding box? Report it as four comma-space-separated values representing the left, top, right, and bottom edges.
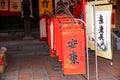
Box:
0, 40, 50, 57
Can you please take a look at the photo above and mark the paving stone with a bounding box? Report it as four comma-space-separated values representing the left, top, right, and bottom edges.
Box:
0, 41, 120, 80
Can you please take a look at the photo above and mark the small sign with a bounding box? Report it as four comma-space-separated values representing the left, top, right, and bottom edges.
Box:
39, 0, 53, 15
0, 0, 8, 16
9, 0, 21, 15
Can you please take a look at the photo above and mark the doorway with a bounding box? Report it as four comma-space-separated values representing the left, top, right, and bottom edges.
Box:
0, 0, 40, 41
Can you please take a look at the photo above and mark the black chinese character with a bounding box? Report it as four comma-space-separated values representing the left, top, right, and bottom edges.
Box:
42, 0, 49, 8
69, 51, 79, 64
99, 25, 104, 34
68, 38, 78, 48
12, 2, 18, 9
98, 15, 104, 24
98, 34, 104, 40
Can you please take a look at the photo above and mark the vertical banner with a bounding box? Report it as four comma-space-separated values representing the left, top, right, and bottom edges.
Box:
61, 28, 86, 75
50, 19, 56, 57
0, 0, 8, 16
86, 1, 110, 50
9, 0, 21, 15
39, 0, 53, 15
40, 16, 47, 40
95, 5, 112, 59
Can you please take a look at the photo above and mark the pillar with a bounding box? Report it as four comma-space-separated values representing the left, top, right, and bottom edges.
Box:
22, 0, 33, 39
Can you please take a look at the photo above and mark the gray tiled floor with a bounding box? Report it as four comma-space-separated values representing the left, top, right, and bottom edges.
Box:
0, 51, 120, 80
0, 40, 120, 80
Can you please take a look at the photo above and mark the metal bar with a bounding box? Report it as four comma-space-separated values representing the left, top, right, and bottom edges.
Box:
64, 8, 76, 23
77, 19, 90, 80
93, 0, 99, 80
86, 30, 90, 80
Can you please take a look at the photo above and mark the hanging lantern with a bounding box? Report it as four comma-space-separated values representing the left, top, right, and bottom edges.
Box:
0, 0, 9, 16
9, 0, 21, 15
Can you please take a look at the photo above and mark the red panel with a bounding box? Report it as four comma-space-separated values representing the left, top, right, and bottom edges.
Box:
0, 11, 8, 16
0, 58, 3, 66
61, 27, 86, 75
73, 1, 87, 22
9, 0, 21, 16
9, 12, 21, 16
53, 18, 62, 61
46, 17, 52, 46
0, 0, 9, 16
111, 12, 115, 25
49, 19, 56, 57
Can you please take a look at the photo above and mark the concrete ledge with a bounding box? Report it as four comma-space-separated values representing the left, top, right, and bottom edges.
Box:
0, 40, 49, 57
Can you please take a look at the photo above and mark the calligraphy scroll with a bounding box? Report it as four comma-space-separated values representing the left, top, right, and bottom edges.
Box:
95, 5, 112, 59
39, 0, 53, 15
0, 0, 8, 16
86, 1, 110, 50
9, 0, 21, 15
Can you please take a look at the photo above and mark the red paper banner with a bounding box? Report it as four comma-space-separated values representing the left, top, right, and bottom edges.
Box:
53, 14, 80, 61
9, 0, 21, 15
61, 26, 86, 75
0, 0, 9, 16
53, 18, 62, 61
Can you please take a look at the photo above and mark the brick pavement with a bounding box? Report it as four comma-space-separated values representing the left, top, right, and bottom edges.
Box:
0, 42, 120, 80
0, 52, 120, 80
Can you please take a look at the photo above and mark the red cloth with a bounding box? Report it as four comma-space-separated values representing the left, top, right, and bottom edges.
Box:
0, 58, 3, 66
73, 3, 83, 18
